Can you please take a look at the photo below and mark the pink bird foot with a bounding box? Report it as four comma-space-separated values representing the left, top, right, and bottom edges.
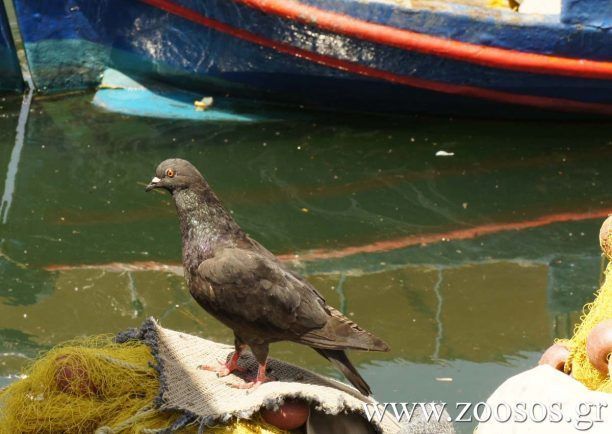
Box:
230, 375, 274, 390
198, 351, 246, 377
229, 363, 273, 390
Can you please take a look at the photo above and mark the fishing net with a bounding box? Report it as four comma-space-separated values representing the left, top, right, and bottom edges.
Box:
0, 336, 285, 434
558, 216, 612, 392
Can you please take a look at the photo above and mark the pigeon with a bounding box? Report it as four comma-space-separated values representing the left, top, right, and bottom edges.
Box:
146, 158, 389, 395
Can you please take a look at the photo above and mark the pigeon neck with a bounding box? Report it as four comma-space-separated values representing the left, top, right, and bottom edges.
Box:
173, 185, 243, 272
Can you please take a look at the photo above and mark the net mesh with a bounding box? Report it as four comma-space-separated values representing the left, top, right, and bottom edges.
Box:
559, 217, 612, 392
0, 336, 285, 434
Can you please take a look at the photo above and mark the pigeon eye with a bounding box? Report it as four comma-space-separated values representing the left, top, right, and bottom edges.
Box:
165, 168, 175, 178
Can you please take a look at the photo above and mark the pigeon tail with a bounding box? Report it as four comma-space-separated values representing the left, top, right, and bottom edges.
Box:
315, 348, 372, 396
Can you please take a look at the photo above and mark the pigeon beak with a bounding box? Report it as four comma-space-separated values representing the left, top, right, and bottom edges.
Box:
145, 176, 161, 192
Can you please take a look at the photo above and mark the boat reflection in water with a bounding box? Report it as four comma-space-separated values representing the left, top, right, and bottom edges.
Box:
0, 260, 552, 365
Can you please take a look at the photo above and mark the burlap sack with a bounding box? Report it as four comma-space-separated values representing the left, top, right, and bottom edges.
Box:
117, 318, 454, 433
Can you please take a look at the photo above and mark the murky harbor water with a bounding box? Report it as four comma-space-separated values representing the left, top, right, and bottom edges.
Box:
1, 92, 611, 432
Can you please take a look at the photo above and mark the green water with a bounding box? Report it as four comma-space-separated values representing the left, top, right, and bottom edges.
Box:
1, 92, 611, 432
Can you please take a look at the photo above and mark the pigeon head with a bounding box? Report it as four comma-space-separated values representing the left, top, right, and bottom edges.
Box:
145, 158, 205, 193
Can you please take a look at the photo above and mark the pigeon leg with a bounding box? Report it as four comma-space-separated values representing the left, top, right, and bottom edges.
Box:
231, 360, 274, 390
254, 360, 274, 384
230, 343, 273, 389
199, 338, 247, 376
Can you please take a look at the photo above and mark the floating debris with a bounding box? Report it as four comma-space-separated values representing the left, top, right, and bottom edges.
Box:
194, 96, 214, 110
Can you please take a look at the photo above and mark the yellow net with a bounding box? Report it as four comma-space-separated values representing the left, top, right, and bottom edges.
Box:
0, 336, 287, 434
559, 261, 612, 393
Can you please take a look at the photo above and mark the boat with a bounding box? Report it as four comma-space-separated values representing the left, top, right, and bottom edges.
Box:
0, 4, 22, 92
8, 0, 612, 116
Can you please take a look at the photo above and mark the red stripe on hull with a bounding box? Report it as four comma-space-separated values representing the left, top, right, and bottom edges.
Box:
239, 0, 612, 80
139, 0, 612, 115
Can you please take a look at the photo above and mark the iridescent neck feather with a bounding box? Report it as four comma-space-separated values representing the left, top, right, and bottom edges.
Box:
172, 184, 244, 275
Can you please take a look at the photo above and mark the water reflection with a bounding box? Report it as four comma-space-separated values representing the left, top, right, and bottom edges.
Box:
0, 260, 551, 361
0, 92, 611, 432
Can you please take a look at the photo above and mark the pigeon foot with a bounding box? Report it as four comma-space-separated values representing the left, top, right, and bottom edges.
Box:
198, 361, 247, 377
229, 361, 274, 391
229, 375, 274, 391
198, 352, 246, 377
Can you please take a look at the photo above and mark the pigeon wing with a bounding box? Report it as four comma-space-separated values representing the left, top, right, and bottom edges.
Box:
242, 235, 328, 303
196, 247, 328, 335
297, 306, 391, 351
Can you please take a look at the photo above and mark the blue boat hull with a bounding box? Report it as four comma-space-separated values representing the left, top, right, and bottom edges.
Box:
0, 3, 23, 92
12, 0, 612, 116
